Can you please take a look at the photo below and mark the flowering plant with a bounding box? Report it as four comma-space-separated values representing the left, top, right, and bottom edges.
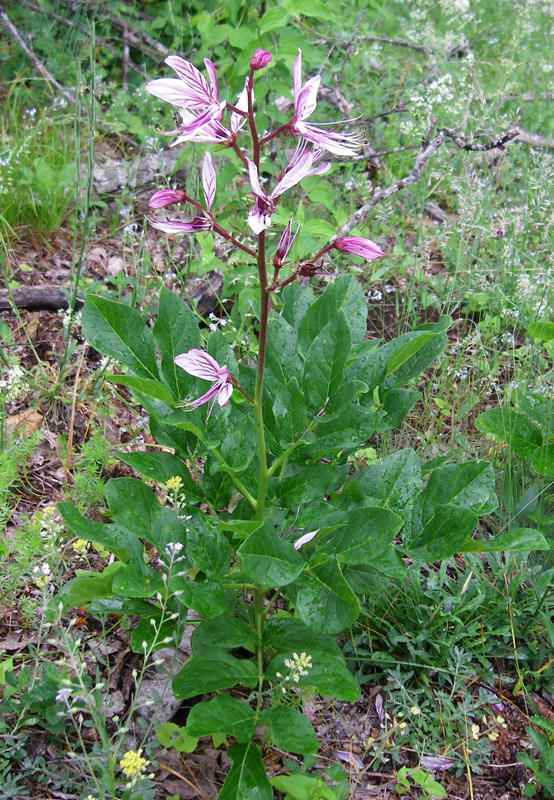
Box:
58, 47, 512, 797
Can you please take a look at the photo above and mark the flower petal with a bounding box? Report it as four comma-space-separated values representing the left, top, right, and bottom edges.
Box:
147, 189, 187, 209
217, 381, 233, 407
165, 55, 214, 106
334, 236, 384, 259
202, 151, 216, 211
203, 58, 219, 102
272, 149, 313, 197
295, 75, 320, 121
246, 159, 266, 199
174, 349, 224, 381
148, 216, 212, 233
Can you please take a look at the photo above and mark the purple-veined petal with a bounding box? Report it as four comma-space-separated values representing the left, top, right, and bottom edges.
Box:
246, 159, 267, 199
217, 381, 233, 407
272, 149, 313, 197
173, 102, 226, 138
334, 236, 384, 259
171, 113, 231, 145
306, 160, 331, 177
293, 49, 303, 104
148, 216, 212, 234
293, 121, 363, 157
203, 59, 219, 102
295, 75, 320, 121
186, 381, 222, 410
145, 78, 203, 108
293, 530, 320, 550
174, 349, 226, 381
147, 189, 187, 209
202, 151, 216, 211
248, 200, 273, 234
231, 81, 249, 134
165, 55, 215, 106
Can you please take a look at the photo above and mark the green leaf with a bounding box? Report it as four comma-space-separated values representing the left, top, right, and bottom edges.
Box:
274, 463, 343, 507
405, 504, 478, 561
57, 502, 138, 563
82, 296, 158, 380
186, 517, 231, 577
156, 722, 198, 752
187, 695, 256, 743
263, 617, 343, 660
219, 742, 272, 800
58, 563, 122, 608
375, 388, 420, 430
270, 774, 336, 800
153, 287, 201, 398
460, 527, 550, 552
421, 460, 498, 521
238, 521, 304, 587
112, 564, 165, 598
260, 706, 319, 754
281, 281, 315, 331
170, 576, 226, 618
105, 479, 185, 555
173, 649, 258, 700
528, 321, 554, 342
259, 6, 290, 34
119, 451, 202, 501
290, 0, 337, 19
107, 374, 174, 403
265, 648, 360, 701
318, 507, 404, 569
298, 274, 367, 354
385, 317, 450, 379
531, 444, 554, 476
288, 556, 360, 634
300, 404, 378, 458
191, 614, 255, 654
475, 408, 543, 458
304, 310, 351, 410
130, 615, 180, 653
355, 448, 423, 538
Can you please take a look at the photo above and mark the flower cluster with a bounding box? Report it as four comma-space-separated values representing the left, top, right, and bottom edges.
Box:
0, 363, 29, 404
32, 563, 51, 588
119, 748, 149, 779
145, 47, 385, 416
282, 651, 313, 683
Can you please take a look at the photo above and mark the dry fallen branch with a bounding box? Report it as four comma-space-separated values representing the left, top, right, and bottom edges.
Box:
331, 124, 522, 239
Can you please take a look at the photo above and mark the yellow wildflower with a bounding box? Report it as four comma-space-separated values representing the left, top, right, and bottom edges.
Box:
119, 748, 149, 777
166, 476, 183, 491
72, 538, 90, 555
471, 723, 480, 740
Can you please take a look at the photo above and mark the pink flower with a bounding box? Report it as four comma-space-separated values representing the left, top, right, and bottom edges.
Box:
334, 236, 384, 260
174, 349, 232, 418
247, 145, 329, 234
149, 152, 216, 235
146, 55, 228, 145
250, 49, 272, 70
290, 50, 363, 157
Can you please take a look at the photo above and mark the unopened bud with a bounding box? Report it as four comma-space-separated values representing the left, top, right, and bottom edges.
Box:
250, 49, 272, 70
148, 189, 187, 209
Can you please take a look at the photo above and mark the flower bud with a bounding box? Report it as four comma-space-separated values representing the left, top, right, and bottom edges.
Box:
333, 236, 384, 260
250, 49, 272, 70
147, 189, 187, 209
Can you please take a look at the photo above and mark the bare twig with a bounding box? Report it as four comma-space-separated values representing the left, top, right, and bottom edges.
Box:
357, 34, 432, 55
331, 125, 521, 239
337, 10, 364, 84
0, 7, 76, 104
